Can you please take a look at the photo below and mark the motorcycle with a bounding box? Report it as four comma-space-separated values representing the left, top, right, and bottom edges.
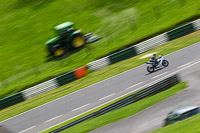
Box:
145, 55, 169, 73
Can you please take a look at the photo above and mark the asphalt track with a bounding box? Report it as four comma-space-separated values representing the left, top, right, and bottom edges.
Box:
90, 55, 200, 133
1, 42, 200, 133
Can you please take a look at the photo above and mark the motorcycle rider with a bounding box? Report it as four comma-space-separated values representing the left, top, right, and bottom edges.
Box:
150, 54, 158, 67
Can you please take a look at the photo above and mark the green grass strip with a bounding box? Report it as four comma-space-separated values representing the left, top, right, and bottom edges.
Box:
152, 113, 200, 133
42, 82, 186, 133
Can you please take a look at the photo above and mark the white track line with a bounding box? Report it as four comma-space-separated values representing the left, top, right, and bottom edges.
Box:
126, 82, 143, 90
178, 62, 192, 69
72, 104, 90, 112
152, 72, 168, 79
178, 60, 200, 72
99, 93, 115, 101
40, 79, 158, 133
45, 115, 62, 123
2, 42, 199, 124
19, 126, 36, 133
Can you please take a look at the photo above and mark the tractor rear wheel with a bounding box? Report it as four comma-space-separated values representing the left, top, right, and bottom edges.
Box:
53, 47, 65, 57
72, 35, 85, 48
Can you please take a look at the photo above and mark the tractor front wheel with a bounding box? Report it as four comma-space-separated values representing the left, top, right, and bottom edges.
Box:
72, 35, 85, 48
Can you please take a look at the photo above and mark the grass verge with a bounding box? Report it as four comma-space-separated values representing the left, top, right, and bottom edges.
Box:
152, 113, 200, 133
42, 82, 186, 133
1, 0, 200, 98
0, 30, 199, 122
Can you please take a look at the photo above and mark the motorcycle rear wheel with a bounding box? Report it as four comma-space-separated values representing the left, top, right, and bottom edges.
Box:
147, 66, 154, 73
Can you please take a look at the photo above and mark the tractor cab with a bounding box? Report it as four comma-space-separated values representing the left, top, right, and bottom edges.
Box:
54, 21, 75, 36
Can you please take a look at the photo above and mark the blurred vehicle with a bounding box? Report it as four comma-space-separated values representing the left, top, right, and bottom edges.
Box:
45, 21, 101, 57
0, 125, 13, 133
145, 54, 169, 73
164, 105, 200, 126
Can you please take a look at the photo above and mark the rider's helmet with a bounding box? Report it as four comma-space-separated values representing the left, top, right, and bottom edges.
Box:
150, 54, 156, 62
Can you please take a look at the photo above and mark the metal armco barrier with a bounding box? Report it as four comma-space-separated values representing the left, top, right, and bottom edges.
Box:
50, 74, 180, 133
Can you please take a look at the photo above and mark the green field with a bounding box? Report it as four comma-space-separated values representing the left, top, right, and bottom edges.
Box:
0, 0, 200, 98
153, 114, 200, 133
43, 82, 186, 133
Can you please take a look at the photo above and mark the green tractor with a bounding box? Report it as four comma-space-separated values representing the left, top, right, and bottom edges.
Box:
45, 21, 100, 57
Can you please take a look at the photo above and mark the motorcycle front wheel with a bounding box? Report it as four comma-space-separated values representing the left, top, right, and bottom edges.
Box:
147, 66, 154, 73
162, 60, 169, 67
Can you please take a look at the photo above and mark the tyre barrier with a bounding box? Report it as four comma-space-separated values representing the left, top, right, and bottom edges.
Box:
22, 78, 58, 100
86, 56, 110, 72
0, 92, 25, 110
108, 46, 137, 64
166, 23, 195, 41
134, 33, 168, 54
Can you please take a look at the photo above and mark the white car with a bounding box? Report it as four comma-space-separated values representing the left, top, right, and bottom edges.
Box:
164, 105, 200, 126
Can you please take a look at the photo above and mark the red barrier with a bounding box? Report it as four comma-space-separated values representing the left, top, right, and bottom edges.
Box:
74, 66, 88, 79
